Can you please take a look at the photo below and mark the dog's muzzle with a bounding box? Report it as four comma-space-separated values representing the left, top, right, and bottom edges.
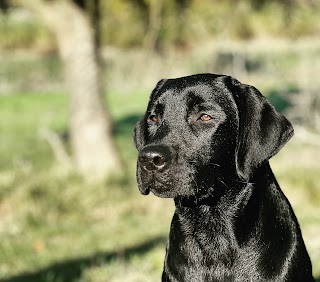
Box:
137, 145, 172, 196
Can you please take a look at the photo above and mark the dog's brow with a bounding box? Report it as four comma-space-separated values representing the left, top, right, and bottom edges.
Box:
154, 103, 165, 114
186, 92, 205, 109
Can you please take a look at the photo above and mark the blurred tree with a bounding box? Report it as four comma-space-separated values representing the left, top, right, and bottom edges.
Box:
13, 0, 121, 177
0, 0, 9, 11
143, 0, 163, 51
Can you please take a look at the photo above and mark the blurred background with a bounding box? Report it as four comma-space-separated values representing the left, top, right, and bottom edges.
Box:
0, 0, 319, 281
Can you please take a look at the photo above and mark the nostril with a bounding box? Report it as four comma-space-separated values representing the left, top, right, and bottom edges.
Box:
153, 155, 165, 167
138, 145, 171, 171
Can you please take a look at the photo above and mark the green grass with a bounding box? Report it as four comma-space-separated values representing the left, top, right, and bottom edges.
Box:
0, 92, 319, 281
0, 93, 67, 170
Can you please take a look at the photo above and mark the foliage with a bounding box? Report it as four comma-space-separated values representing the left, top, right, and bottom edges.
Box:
101, 0, 320, 49
0, 10, 53, 51
2, 0, 320, 51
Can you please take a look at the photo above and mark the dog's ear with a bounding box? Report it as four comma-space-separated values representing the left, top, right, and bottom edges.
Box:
133, 79, 167, 150
230, 77, 294, 180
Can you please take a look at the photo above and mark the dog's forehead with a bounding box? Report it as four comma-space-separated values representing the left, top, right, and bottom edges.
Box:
150, 81, 232, 111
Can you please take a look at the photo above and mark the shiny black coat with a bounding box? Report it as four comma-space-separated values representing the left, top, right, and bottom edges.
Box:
134, 74, 314, 282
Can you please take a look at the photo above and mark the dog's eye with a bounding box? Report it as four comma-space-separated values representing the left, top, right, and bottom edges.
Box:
149, 115, 159, 123
200, 114, 213, 121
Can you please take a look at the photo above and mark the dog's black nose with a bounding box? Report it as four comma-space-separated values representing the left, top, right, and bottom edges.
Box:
138, 145, 171, 171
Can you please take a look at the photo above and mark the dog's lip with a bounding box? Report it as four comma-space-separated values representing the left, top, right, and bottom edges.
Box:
138, 171, 171, 195
150, 188, 173, 198
142, 177, 171, 194
140, 187, 150, 195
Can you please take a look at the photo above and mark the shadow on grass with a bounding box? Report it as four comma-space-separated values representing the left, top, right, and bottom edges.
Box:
114, 113, 142, 137
1, 235, 166, 282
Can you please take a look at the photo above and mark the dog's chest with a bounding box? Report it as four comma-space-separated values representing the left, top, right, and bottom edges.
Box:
165, 235, 239, 281
164, 209, 239, 281
165, 234, 262, 282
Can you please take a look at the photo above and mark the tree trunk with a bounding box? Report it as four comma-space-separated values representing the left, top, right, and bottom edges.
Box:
15, 0, 121, 177
144, 0, 163, 51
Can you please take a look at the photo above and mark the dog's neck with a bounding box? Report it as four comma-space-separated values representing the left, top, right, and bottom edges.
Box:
167, 180, 255, 279
173, 162, 274, 209
170, 163, 280, 252
170, 163, 282, 252
166, 164, 278, 278
173, 190, 223, 208
174, 177, 248, 208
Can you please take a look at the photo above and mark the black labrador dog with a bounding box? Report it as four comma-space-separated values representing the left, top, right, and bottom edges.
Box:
134, 74, 314, 282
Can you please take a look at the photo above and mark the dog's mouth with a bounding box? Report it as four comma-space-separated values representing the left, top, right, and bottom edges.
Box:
137, 154, 197, 198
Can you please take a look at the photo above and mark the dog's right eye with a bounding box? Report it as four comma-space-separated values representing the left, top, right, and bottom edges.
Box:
200, 114, 213, 121
149, 115, 159, 123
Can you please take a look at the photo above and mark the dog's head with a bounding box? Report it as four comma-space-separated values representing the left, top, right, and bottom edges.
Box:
134, 74, 293, 198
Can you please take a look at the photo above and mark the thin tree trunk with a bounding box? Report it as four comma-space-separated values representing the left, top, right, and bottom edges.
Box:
16, 0, 121, 177
144, 0, 163, 51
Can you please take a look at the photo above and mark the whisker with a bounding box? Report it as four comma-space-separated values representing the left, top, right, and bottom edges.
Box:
188, 161, 220, 167
208, 163, 221, 167
222, 177, 255, 185
217, 178, 230, 190
192, 178, 200, 201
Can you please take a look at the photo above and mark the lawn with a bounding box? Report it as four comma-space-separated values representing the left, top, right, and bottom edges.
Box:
0, 91, 319, 281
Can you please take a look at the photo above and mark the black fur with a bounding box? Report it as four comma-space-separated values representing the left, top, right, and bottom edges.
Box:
133, 74, 314, 281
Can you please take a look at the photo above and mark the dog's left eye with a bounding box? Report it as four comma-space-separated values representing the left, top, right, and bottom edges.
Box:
149, 115, 159, 123
199, 114, 213, 121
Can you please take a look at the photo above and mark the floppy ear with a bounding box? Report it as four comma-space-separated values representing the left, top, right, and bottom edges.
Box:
230, 78, 294, 180
133, 78, 167, 151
